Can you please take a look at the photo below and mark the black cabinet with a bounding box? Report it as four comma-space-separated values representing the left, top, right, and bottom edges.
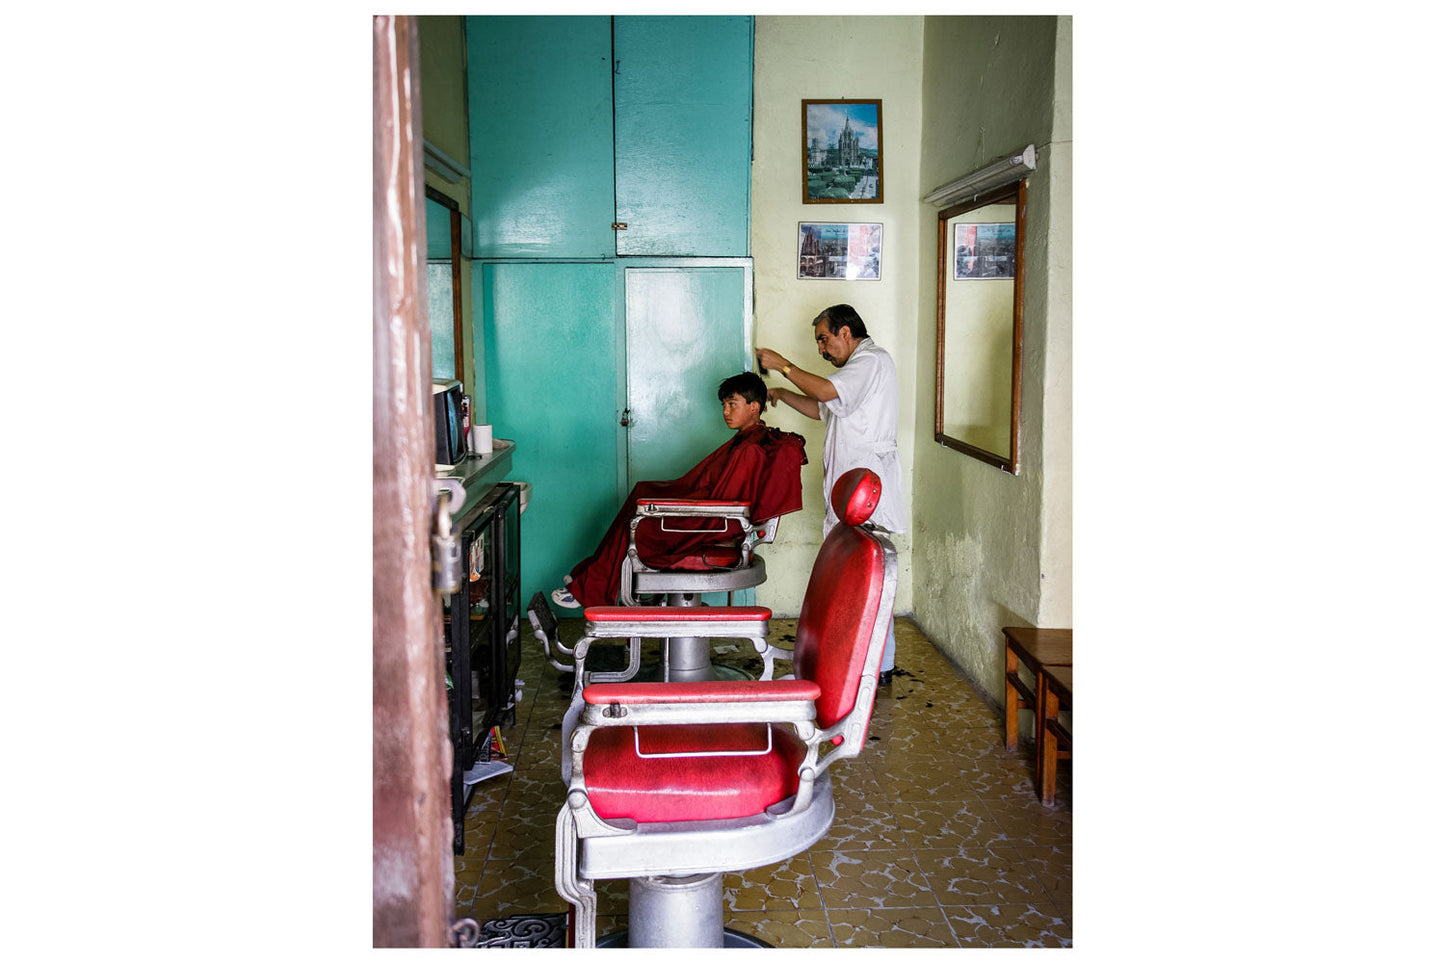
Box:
443, 481, 523, 854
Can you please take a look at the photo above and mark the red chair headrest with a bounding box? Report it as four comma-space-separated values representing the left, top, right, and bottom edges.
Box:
831, 468, 882, 526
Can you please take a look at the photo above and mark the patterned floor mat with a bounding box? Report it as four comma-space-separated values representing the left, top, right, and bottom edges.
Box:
472, 912, 568, 948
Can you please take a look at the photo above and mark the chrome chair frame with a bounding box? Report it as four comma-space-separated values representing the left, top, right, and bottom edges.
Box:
554, 506, 898, 948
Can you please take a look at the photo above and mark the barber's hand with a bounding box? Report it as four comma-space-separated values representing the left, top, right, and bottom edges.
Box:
755, 347, 788, 374
766, 388, 782, 407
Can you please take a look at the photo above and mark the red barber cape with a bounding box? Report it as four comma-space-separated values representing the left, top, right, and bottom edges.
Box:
566, 423, 808, 608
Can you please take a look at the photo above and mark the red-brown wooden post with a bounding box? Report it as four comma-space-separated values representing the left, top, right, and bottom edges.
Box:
372, 13, 454, 948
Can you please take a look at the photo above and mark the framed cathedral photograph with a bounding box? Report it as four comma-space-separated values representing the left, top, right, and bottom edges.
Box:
802, 99, 883, 203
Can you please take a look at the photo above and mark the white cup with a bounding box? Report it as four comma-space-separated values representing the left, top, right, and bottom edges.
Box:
469, 425, 493, 454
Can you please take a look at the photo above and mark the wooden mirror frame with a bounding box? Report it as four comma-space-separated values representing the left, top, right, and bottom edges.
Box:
934, 178, 1026, 473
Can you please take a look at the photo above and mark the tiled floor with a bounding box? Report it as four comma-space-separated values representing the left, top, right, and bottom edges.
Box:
453, 616, 1071, 948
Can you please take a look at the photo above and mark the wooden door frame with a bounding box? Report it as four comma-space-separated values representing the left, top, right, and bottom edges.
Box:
373, 14, 454, 948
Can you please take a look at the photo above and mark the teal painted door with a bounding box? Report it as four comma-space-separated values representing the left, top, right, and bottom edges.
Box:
624, 263, 755, 607
622, 265, 752, 486
480, 262, 622, 602
466, 16, 615, 258
613, 16, 753, 256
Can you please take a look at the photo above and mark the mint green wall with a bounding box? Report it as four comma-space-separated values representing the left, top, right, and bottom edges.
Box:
913, 16, 1072, 701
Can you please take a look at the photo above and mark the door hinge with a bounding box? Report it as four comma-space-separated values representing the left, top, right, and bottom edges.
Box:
611, 222, 628, 231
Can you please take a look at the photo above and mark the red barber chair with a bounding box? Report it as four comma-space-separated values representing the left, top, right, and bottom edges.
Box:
554, 468, 897, 948
618, 497, 796, 681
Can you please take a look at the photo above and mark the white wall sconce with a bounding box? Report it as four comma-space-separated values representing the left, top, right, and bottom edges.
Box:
924, 144, 1036, 207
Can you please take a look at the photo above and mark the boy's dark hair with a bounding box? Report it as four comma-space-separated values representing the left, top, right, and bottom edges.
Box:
814, 303, 869, 340
718, 371, 767, 408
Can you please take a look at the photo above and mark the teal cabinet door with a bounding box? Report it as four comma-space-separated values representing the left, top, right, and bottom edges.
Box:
467, 16, 615, 258
480, 262, 622, 602
622, 264, 751, 486
613, 16, 753, 257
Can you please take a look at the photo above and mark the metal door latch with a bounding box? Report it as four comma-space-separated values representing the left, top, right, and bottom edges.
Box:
611, 222, 628, 230
432, 479, 466, 594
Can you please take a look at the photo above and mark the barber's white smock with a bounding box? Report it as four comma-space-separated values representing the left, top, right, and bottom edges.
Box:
820, 337, 907, 536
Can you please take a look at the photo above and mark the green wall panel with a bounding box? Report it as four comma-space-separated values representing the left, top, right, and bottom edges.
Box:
467, 16, 615, 258
613, 16, 753, 256
480, 262, 621, 601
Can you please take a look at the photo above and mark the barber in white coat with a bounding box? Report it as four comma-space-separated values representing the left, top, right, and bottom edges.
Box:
756, 303, 907, 681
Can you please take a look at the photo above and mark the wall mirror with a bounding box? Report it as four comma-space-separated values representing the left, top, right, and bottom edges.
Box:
424, 187, 465, 382
935, 178, 1026, 473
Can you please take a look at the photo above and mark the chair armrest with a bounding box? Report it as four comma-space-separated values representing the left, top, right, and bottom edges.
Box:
582, 605, 772, 641
583, 678, 820, 705
577, 681, 820, 729
585, 604, 771, 622
627, 501, 774, 573
636, 499, 752, 518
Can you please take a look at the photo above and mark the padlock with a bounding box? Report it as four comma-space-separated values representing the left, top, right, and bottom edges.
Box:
433, 530, 463, 594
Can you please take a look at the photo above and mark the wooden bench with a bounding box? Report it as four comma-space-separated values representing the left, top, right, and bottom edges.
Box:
1002, 626, 1073, 753
1038, 665, 1072, 805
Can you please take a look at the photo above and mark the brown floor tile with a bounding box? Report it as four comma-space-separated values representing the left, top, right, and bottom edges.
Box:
829, 758, 888, 798
452, 855, 487, 915
878, 766, 989, 803
942, 902, 1072, 947
722, 853, 822, 911
724, 910, 834, 948
894, 798, 1001, 851
912, 845, 1054, 906
825, 906, 959, 947
591, 877, 631, 918
497, 771, 562, 815
811, 848, 936, 910
1013, 843, 1073, 915
822, 793, 908, 852
470, 858, 571, 920
984, 803, 1073, 848
486, 806, 560, 861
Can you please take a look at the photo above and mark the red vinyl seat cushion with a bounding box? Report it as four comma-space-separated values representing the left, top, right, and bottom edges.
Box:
582, 723, 807, 823
654, 544, 745, 570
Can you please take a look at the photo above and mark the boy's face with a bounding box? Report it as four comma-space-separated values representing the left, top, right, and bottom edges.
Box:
721, 392, 762, 431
